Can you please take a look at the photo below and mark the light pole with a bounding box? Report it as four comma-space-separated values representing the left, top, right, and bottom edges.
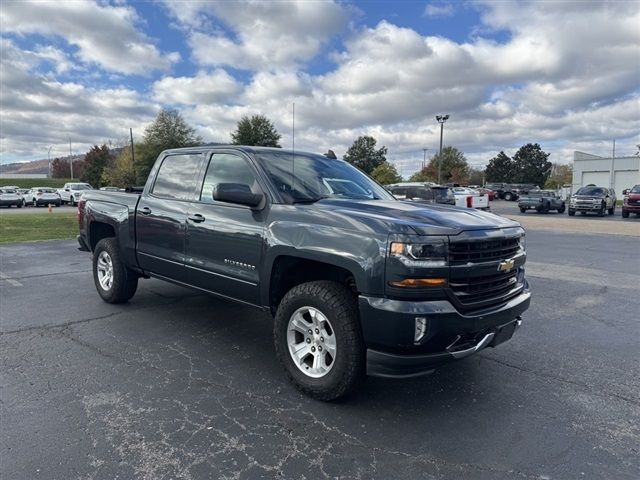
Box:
422, 148, 428, 171
68, 136, 74, 179
435, 114, 449, 184
47, 146, 52, 178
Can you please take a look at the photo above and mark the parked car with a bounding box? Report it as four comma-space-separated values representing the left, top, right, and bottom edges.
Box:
0, 188, 23, 208
622, 185, 640, 218
477, 187, 496, 200
386, 183, 455, 205
58, 182, 93, 205
77, 146, 530, 401
484, 183, 519, 201
451, 187, 490, 210
518, 190, 565, 213
99, 186, 121, 192
23, 187, 61, 207
568, 186, 616, 216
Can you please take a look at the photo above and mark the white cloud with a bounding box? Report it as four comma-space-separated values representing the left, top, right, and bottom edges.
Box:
423, 2, 454, 18
163, 0, 351, 70
0, 0, 179, 75
152, 70, 242, 105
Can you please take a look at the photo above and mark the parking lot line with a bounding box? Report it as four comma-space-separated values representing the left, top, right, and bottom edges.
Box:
0, 272, 23, 287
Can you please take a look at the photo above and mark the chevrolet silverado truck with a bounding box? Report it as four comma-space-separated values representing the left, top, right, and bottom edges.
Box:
518, 190, 565, 213
77, 146, 530, 400
622, 185, 640, 218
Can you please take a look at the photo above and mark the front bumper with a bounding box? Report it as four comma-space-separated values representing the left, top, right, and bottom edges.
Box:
359, 289, 531, 378
622, 203, 640, 213
570, 203, 602, 212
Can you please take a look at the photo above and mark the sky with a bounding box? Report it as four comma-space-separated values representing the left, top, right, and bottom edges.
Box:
1, 0, 639, 176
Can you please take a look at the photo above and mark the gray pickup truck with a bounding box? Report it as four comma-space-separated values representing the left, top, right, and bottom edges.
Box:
77, 146, 531, 400
518, 190, 566, 213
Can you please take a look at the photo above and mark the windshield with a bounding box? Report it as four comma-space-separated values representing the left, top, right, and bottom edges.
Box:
69, 184, 91, 191
631, 185, 640, 193
1, 189, 17, 194
432, 188, 451, 200
256, 152, 394, 203
37, 188, 56, 193
576, 187, 604, 195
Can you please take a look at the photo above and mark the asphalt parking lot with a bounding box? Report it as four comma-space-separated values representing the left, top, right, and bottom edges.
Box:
1, 226, 639, 479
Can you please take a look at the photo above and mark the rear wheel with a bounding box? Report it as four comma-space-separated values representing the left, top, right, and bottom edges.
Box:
504, 192, 513, 201
519, 207, 526, 213
274, 280, 365, 401
93, 238, 138, 303
557, 204, 566, 213
568, 209, 575, 216
16, 202, 22, 208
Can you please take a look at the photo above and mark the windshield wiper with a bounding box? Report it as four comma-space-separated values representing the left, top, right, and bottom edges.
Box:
291, 195, 329, 204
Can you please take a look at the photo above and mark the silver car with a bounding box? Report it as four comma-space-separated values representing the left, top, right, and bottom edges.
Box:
23, 187, 61, 207
0, 188, 23, 208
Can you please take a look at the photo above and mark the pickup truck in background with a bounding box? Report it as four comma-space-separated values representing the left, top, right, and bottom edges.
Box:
518, 190, 565, 213
622, 185, 640, 218
451, 187, 490, 210
77, 146, 530, 400
58, 182, 93, 206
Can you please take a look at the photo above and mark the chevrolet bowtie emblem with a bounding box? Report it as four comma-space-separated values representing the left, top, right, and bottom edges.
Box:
498, 258, 515, 273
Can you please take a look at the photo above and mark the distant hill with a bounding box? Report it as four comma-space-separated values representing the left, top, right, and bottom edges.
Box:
0, 159, 50, 175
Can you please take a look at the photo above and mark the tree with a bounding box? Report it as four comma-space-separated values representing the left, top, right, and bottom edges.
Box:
409, 168, 436, 182
468, 167, 485, 186
136, 109, 202, 182
231, 114, 282, 147
81, 144, 113, 188
371, 162, 401, 185
544, 163, 573, 189
51, 157, 85, 179
485, 151, 514, 183
512, 143, 552, 186
101, 148, 137, 188
422, 146, 470, 184
343, 136, 388, 175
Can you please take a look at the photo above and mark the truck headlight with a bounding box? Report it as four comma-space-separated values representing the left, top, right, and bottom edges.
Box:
518, 234, 526, 253
390, 240, 447, 266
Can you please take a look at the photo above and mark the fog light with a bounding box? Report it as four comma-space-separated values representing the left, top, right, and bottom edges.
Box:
414, 317, 429, 343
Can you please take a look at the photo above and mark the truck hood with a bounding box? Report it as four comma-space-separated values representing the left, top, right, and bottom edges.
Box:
312, 199, 521, 235
572, 195, 605, 201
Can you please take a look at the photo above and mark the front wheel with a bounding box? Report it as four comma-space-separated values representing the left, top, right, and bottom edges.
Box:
568, 209, 575, 216
597, 203, 606, 217
70, 196, 76, 206
622, 210, 629, 218
519, 207, 527, 213
608, 205, 615, 215
557, 204, 566, 213
92, 238, 138, 304
274, 280, 365, 401
504, 192, 513, 201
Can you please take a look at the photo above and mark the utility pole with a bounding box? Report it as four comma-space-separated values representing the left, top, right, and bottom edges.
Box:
68, 136, 74, 179
611, 139, 616, 189
422, 148, 428, 170
47, 146, 52, 178
435, 114, 449, 184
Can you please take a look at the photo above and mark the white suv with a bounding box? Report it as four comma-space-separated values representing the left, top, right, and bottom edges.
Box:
58, 182, 93, 206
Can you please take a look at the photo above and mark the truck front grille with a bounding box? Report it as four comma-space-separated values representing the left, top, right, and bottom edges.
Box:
448, 237, 519, 265
449, 270, 523, 311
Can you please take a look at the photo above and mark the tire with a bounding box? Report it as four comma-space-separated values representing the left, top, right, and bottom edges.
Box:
22, 199, 26, 207
519, 207, 526, 213
70, 196, 76, 206
274, 280, 365, 401
56, 201, 61, 207
543, 202, 550, 213
622, 210, 629, 218
557, 204, 565, 213
92, 238, 138, 304
568, 210, 575, 216
597, 203, 605, 217
504, 192, 513, 201
608, 205, 615, 215
33, 199, 37, 207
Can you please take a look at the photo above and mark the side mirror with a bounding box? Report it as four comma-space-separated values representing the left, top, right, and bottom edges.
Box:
622, 189, 629, 195
213, 183, 263, 208
65, 189, 70, 192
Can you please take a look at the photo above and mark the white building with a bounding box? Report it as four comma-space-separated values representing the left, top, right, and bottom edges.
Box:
572, 151, 640, 198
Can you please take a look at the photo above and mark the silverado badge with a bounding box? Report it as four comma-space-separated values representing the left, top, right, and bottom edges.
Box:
497, 258, 515, 273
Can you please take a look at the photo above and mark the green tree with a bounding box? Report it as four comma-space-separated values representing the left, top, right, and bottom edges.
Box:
512, 143, 551, 186
468, 167, 485, 186
136, 109, 202, 182
408, 168, 436, 182
544, 163, 573, 189
102, 148, 137, 188
422, 146, 469, 184
343, 136, 388, 175
231, 114, 282, 147
485, 151, 514, 183
81, 144, 113, 188
371, 161, 401, 185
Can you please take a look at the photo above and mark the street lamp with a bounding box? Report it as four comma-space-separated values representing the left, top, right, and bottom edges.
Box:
435, 114, 449, 184
422, 148, 428, 170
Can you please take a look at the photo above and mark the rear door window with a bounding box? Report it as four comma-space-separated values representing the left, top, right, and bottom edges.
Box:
152, 153, 203, 200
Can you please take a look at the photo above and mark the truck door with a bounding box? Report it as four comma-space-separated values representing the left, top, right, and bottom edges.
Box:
185, 152, 266, 306
136, 152, 205, 282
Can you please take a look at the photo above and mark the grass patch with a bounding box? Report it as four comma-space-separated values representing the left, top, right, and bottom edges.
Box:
0, 212, 78, 244
0, 178, 74, 189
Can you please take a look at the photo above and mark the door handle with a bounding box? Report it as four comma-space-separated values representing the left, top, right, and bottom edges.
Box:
188, 214, 205, 223
138, 206, 152, 215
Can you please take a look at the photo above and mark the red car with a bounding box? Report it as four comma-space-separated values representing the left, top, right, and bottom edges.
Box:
622, 184, 640, 218
477, 188, 496, 201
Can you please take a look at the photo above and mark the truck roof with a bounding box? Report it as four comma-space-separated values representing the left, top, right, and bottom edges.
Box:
161, 145, 321, 157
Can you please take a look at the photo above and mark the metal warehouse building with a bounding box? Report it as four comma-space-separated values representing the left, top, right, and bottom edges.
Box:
572, 151, 640, 197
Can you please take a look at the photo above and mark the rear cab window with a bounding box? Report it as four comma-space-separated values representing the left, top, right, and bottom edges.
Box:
152, 153, 203, 200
